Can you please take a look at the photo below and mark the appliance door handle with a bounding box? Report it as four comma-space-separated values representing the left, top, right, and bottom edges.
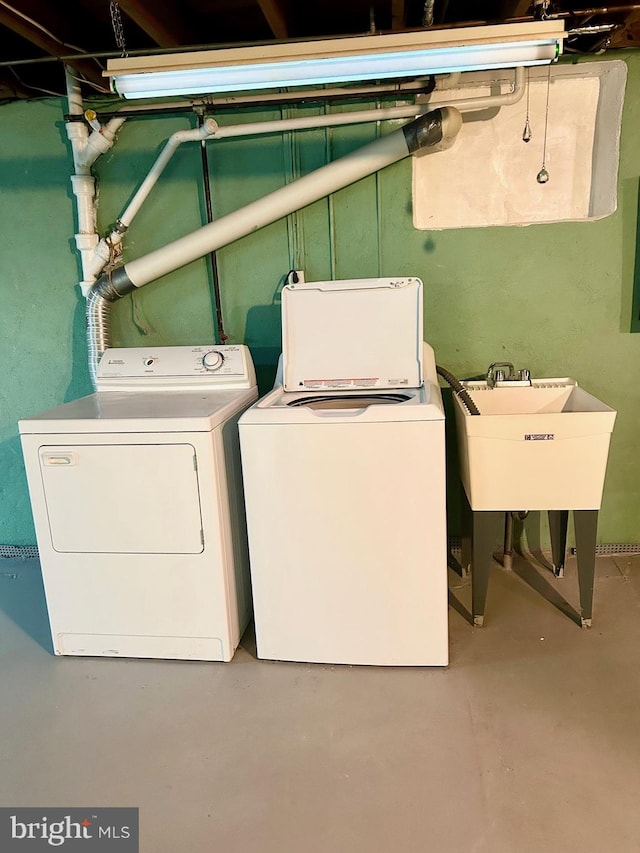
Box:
41, 453, 76, 466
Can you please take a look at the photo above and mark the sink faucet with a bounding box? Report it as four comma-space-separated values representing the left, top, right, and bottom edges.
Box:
486, 362, 532, 389
486, 362, 515, 389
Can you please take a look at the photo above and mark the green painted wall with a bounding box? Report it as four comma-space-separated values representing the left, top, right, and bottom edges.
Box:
1, 54, 639, 546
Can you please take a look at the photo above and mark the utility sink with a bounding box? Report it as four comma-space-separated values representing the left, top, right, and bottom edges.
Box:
452, 379, 616, 511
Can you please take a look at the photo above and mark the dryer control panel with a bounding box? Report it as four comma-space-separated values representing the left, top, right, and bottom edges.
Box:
96, 345, 256, 391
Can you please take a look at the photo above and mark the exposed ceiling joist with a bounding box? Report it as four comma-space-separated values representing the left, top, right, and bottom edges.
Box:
256, 0, 291, 39
117, 0, 192, 47
0, 4, 104, 87
391, 0, 406, 29
0, 0, 639, 104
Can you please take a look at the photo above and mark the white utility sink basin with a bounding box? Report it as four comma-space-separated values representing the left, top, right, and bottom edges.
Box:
453, 379, 616, 511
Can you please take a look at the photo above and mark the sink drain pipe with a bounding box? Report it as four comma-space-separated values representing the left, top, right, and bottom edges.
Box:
503, 510, 530, 570
86, 106, 462, 385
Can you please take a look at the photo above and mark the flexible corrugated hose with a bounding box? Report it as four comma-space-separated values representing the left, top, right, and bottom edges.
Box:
86, 274, 122, 387
436, 365, 480, 415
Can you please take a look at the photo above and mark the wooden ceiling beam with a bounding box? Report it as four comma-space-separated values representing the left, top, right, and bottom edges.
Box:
499, 1, 533, 18
116, 0, 193, 48
0, 5, 104, 87
391, 0, 406, 29
256, 0, 291, 39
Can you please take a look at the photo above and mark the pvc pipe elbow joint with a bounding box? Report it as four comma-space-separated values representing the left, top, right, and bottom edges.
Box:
85, 239, 114, 278
436, 106, 463, 151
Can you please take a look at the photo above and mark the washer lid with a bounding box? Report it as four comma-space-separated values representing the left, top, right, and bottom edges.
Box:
282, 277, 423, 392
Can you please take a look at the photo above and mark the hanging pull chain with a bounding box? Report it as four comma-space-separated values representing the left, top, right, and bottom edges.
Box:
110, 1, 128, 57
533, 0, 551, 21
537, 65, 552, 184
522, 68, 532, 143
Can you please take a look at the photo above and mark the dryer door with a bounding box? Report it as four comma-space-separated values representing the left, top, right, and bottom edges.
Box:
38, 443, 204, 554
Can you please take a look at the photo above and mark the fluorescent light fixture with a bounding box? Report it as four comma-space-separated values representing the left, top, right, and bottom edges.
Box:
106, 22, 565, 100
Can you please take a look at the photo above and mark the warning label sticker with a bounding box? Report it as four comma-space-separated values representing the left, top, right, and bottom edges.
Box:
302, 378, 380, 389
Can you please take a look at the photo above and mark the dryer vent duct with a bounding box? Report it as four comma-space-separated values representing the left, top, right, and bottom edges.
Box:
87, 106, 462, 384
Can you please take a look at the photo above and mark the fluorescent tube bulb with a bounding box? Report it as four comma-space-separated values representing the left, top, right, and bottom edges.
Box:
106, 23, 565, 100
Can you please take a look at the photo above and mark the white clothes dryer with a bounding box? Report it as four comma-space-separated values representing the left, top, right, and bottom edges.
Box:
19, 344, 257, 661
239, 279, 448, 666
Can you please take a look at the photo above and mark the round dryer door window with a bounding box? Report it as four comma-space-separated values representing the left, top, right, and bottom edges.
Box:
286, 393, 411, 410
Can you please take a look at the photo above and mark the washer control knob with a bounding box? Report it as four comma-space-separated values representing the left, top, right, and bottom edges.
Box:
202, 350, 224, 371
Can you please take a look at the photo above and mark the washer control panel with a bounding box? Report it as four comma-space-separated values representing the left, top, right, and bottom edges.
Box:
96, 345, 255, 391
202, 350, 224, 371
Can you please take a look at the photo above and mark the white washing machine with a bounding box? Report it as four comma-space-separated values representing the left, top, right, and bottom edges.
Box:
239, 278, 448, 666
19, 344, 257, 661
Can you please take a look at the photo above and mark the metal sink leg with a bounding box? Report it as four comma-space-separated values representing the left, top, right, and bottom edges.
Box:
574, 509, 598, 629
548, 510, 569, 577
461, 494, 502, 627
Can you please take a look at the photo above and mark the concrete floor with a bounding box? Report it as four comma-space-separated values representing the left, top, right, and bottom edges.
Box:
1, 552, 640, 853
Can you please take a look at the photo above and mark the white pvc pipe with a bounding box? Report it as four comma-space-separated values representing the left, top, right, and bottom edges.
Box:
84, 118, 220, 287
65, 69, 98, 287
210, 68, 525, 141
70, 175, 97, 236
87, 108, 462, 384
79, 117, 127, 173
118, 118, 219, 228
121, 109, 461, 289
65, 68, 126, 291
436, 72, 462, 89
211, 108, 415, 139
65, 70, 90, 175
83, 68, 523, 286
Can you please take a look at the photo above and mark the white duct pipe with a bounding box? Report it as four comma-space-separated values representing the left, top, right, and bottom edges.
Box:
115, 107, 461, 291
84, 68, 524, 286
87, 107, 462, 385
